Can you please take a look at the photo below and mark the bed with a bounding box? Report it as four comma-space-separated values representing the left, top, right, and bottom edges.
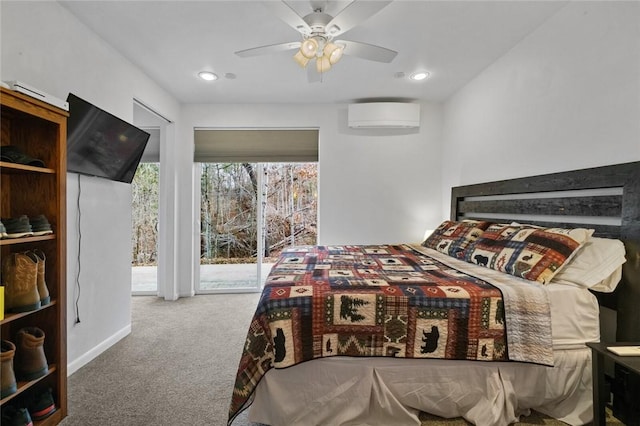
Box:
228, 161, 640, 426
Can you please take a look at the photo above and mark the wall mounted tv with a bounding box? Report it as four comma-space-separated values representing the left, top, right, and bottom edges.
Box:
66, 93, 150, 184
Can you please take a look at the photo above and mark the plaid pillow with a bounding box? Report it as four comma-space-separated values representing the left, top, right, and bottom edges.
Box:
423, 220, 493, 259
463, 224, 594, 284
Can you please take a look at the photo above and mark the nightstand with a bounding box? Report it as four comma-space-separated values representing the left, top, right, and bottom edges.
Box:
587, 342, 640, 426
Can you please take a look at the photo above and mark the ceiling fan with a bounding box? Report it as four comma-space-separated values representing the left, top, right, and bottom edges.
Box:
235, 1, 397, 79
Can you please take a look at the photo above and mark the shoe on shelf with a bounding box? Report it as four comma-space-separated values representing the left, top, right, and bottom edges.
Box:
0, 145, 45, 168
27, 387, 57, 421
14, 327, 48, 381
27, 249, 50, 306
1, 340, 18, 398
1, 405, 33, 426
2, 252, 41, 313
2, 216, 34, 239
28, 215, 53, 236
0, 219, 8, 239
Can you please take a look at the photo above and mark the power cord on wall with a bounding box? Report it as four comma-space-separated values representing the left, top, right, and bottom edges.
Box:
75, 174, 82, 324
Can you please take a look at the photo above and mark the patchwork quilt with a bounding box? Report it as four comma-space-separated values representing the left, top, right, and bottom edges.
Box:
228, 244, 552, 424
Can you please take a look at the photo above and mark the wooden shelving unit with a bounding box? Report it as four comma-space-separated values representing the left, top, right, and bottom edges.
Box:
1, 87, 67, 425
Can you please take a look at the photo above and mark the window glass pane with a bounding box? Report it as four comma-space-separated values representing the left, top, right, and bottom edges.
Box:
199, 163, 259, 290
197, 162, 317, 292
131, 162, 160, 293
263, 163, 317, 260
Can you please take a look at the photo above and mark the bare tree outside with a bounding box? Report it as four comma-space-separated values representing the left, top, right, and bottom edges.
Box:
131, 162, 317, 268
200, 162, 317, 264
131, 162, 159, 266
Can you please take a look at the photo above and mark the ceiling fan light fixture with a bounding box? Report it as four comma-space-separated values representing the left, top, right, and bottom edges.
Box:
236, 1, 398, 80
316, 55, 332, 73
300, 38, 319, 59
293, 50, 311, 68
324, 42, 344, 64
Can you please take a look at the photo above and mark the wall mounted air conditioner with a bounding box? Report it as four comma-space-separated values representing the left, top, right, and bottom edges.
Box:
348, 102, 420, 129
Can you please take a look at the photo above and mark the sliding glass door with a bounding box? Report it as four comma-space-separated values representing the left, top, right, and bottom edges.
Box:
131, 162, 160, 294
197, 162, 261, 291
195, 162, 317, 293
193, 128, 318, 293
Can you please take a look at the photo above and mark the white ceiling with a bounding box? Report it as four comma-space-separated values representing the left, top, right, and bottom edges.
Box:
60, 0, 567, 105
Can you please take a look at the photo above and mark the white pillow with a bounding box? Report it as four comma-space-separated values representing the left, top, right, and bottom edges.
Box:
551, 237, 626, 292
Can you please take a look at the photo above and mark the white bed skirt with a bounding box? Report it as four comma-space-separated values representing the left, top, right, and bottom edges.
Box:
249, 347, 593, 426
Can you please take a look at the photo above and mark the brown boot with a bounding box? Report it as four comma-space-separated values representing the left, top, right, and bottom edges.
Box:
15, 327, 48, 381
2, 252, 40, 313
1, 340, 17, 397
28, 250, 50, 306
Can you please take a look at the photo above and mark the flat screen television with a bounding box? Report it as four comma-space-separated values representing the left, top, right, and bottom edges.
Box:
66, 93, 150, 184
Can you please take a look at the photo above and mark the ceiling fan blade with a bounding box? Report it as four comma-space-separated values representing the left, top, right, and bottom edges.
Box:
235, 41, 301, 58
325, 1, 392, 37
263, 1, 312, 36
337, 40, 397, 63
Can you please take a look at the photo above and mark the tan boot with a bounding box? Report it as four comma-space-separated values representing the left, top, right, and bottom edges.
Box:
1, 340, 17, 397
2, 252, 40, 313
28, 249, 50, 305
15, 327, 48, 381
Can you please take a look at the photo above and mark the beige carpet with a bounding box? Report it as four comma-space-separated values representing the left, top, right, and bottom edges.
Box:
61, 294, 620, 426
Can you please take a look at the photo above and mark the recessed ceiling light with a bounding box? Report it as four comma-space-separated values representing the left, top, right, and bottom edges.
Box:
198, 71, 218, 81
410, 71, 430, 81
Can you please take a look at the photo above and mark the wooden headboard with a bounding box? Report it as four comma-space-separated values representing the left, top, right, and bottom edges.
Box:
450, 161, 640, 342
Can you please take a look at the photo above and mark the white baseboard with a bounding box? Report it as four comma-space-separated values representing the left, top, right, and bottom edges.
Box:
67, 324, 131, 376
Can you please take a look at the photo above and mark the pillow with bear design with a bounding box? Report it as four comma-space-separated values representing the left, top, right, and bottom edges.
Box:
423, 220, 493, 259
463, 223, 593, 284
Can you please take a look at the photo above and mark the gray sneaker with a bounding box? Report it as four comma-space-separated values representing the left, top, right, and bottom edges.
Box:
2, 215, 34, 238
0, 145, 45, 167
29, 215, 53, 236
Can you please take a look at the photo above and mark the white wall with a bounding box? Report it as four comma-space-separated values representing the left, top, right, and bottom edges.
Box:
1, 1, 180, 373
441, 1, 640, 218
176, 103, 443, 296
